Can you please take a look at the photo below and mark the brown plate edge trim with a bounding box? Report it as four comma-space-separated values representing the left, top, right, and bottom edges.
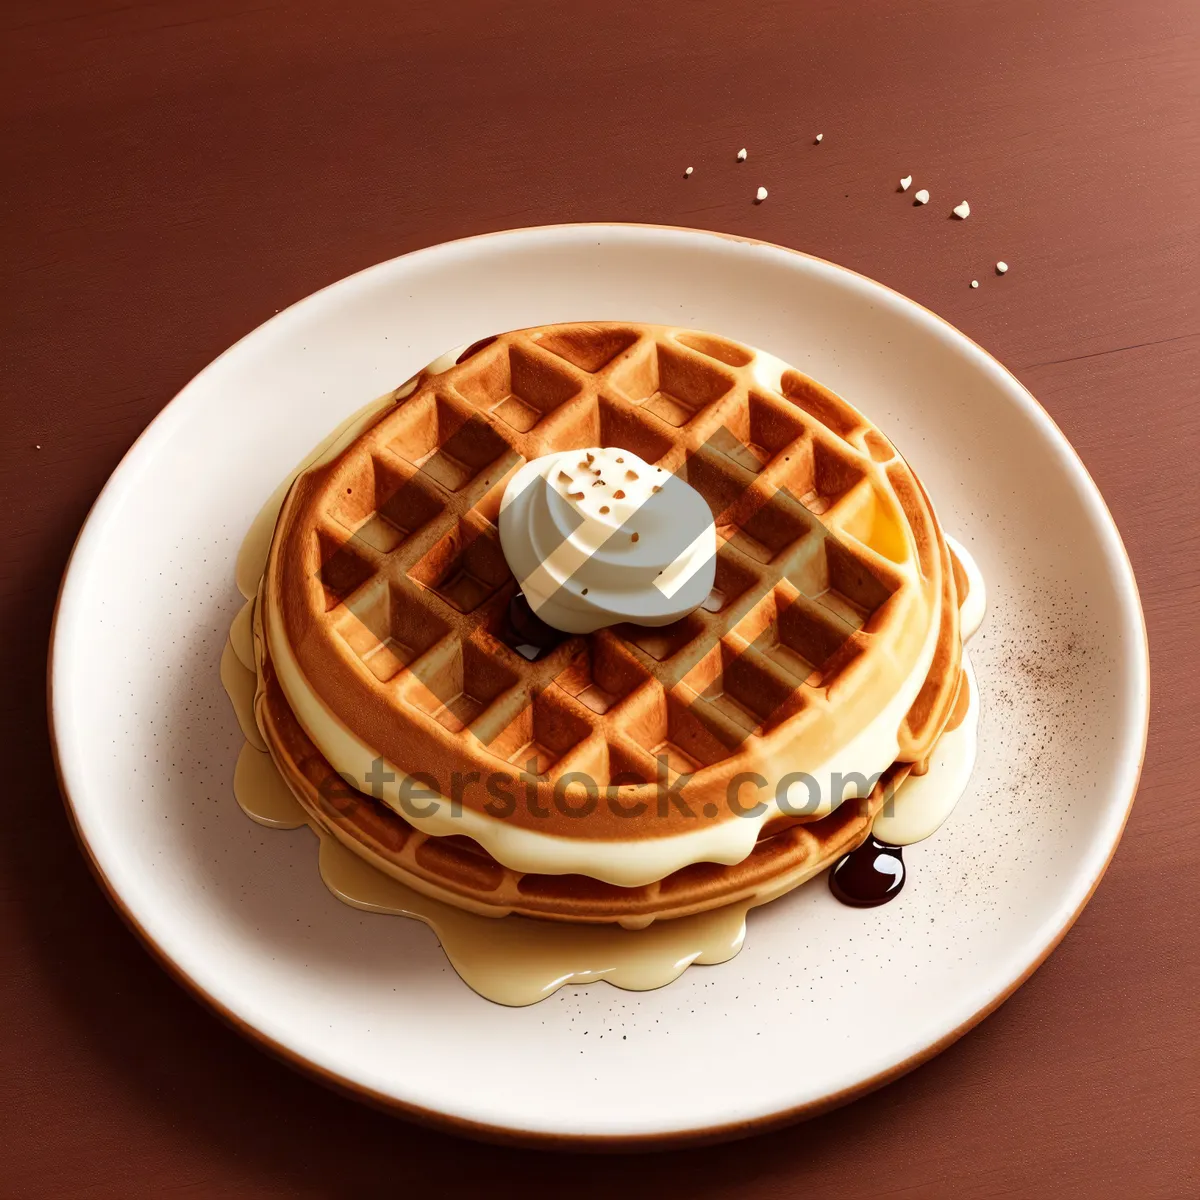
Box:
44, 221, 1152, 1152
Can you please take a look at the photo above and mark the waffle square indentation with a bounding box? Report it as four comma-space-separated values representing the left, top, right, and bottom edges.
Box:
409, 520, 512, 614
609, 341, 733, 428
454, 342, 582, 433
488, 690, 592, 776
779, 369, 864, 441
679, 641, 806, 739
781, 533, 897, 630
315, 529, 374, 611
553, 642, 648, 714
728, 489, 814, 565
596, 395, 675, 464
774, 438, 868, 517
734, 587, 851, 686
618, 611, 706, 663
388, 392, 513, 492
704, 546, 763, 615
708, 391, 810, 475
532, 325, 640, 373
402, 638, 519, 733
337, 582, 452, 683
626, 685, 746, 769
329, 456, 445, 554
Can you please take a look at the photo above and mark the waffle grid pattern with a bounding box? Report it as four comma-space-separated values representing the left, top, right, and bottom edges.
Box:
301, 325, 924, 803
261, 324, 962, 921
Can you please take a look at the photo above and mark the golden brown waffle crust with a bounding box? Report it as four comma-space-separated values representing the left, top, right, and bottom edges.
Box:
264, 323, 962, 852
256, 637, 937, 925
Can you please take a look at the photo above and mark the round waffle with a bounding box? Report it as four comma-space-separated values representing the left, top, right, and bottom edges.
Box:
259, 323, 964, 913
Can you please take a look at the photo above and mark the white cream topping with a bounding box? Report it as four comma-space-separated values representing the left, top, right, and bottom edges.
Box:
498, 447, 716, 634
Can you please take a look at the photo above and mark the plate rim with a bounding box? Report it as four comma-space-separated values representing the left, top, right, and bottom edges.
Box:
46, 221, 1150, 1149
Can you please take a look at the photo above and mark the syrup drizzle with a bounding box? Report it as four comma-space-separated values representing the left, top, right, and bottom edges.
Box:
828, 837, 906, 907
503, 593, 567, 660
226, 702, 755, 1005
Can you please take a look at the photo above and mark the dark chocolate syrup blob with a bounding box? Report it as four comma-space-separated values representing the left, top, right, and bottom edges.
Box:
829, 836, 906, 907
504, 594, 566, 661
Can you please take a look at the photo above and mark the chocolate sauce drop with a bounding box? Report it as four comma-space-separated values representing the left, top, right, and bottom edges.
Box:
829, 836, 906, 907
504, 594, 566, 661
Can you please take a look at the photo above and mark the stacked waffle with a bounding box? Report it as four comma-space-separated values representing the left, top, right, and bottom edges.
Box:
252, 323, 965, 926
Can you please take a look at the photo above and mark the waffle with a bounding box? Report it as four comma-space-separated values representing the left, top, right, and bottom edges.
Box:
258, 323, 963, 920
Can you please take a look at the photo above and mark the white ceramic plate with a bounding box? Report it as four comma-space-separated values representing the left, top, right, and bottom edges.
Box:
49, 225, 1148, 1147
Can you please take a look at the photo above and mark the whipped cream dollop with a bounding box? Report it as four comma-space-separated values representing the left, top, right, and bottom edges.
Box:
498, 448, 716, 634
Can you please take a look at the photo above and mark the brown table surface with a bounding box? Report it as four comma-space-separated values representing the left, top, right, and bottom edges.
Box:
4, 1, 1198, 1195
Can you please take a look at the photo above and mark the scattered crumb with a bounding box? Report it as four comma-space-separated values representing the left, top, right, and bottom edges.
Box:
755, 186, 768, 202
953, 201, 970, 219
684, 166, 693, 177
970, 280, 979, 289
899, 175, 912, 191
996, 261, 1009, 274
35, 444, 41, 450
736, 148, 747, 162
814, 133, 823, 143
914, 189, 930, 205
